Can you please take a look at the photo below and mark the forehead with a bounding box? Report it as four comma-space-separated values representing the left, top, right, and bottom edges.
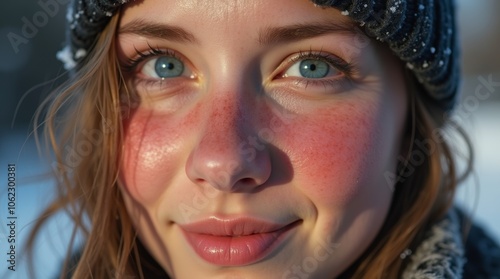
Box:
120, 0, 355, 31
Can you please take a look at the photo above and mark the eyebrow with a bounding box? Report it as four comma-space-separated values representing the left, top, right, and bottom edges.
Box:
119, 19, 199, 44
119, 19, 360, 45
258, 21, 361, 45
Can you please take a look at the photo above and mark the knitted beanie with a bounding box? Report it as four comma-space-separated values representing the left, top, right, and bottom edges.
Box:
57, 0, 460, 111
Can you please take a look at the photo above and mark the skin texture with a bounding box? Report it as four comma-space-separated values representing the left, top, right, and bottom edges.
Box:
117, 0, 408, 277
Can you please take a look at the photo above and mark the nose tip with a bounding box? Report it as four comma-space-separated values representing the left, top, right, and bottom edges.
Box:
186, 139, 271, 192
185, 82, 272, 192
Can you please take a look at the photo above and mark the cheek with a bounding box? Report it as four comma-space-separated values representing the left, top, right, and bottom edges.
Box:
282, 100, 396, 207
121, 109, 188, 203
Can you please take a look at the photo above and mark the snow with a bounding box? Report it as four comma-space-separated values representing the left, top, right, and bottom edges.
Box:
56, 45, 76, 70
74, 49, 87, 60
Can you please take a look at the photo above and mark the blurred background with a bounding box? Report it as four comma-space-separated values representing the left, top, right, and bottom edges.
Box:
1, 1, 499, 278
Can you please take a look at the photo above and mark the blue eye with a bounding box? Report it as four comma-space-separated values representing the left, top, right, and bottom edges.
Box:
284, 59, 335, 79
141, 56, 186, 79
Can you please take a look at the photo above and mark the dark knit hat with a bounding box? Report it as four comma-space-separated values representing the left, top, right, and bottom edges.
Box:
57, 0, 460, 110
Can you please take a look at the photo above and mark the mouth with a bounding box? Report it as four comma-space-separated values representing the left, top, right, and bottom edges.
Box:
179, 216, 301, 266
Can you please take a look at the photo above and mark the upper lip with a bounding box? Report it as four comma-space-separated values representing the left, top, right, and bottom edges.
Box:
179, 216, 298, 236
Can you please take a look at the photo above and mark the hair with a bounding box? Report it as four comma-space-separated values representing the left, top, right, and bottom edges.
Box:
27, 10, 473, 279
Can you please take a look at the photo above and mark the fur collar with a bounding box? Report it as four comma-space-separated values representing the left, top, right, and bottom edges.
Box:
402, 209, 465, 279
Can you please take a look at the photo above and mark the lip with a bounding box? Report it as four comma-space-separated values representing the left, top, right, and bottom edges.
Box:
179, 216, 301, 266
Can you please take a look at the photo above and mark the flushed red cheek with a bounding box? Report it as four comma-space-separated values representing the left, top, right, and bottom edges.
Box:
121, 110, 185, 203
281, 104, 384, 206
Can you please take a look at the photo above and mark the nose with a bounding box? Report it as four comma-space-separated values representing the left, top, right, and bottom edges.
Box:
186, 94, 272, 193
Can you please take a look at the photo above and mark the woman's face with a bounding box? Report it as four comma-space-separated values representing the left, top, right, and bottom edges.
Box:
118, 0, 407, 277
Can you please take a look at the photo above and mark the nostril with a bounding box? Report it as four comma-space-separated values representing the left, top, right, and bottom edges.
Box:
185, 136, 272, 192
239, 177, 255, 185
194, 178, 205, 184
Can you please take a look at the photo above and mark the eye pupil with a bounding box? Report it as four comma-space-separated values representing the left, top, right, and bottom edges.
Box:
299, 59, 329, 78
155, 56, 184, 78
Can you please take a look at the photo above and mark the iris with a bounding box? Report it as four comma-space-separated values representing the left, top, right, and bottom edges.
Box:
299, 59, 329, 78
155, 56, 184, 78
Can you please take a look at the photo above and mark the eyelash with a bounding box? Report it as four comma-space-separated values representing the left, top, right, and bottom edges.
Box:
122, 45, 179, 74
281, 50, 354, 87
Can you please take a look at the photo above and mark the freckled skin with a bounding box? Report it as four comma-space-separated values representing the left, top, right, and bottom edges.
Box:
118, 0, 408, 278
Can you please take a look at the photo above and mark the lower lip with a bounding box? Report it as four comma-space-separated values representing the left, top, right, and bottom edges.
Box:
181, 221, 299, 266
